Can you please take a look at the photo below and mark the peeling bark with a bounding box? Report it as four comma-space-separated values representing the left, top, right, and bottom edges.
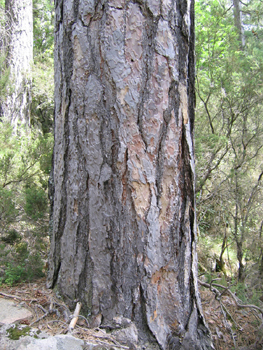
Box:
48, 0, 214, 349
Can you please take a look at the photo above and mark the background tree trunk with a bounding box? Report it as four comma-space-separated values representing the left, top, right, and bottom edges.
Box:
232, 0, 245, 47
3, 0, 33, 127
47, 0, 213, 349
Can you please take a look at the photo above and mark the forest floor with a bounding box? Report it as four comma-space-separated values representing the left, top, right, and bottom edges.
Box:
200, 285, 263, 350
0, 278, 262, 350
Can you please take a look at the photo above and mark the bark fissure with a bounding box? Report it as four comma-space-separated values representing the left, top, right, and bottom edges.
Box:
50, 87, 72, 287
137, 14, 160, 150
51, 262, 61, 289
155, 80, 179, 207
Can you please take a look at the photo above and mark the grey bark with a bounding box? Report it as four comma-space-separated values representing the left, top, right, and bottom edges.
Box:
3, 0, 33, 127
47, 0, 214, 349
232, 0, 245, 47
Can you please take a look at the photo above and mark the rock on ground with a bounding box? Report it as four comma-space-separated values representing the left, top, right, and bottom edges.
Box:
0, 298, 32, 324
0, 297, 159, 349
0, 323, 135, 350
2, 331, 85, 350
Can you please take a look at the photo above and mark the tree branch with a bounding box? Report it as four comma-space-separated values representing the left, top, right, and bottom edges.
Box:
199, 280, 263, 315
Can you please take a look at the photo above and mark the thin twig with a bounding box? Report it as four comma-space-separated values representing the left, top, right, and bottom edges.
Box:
220, 302, 237, 349
46, 319, 68, 327
30, 312, 49, 326
221, 302, 241, 330
36, 304, 48, 314
77, 314, 90, 326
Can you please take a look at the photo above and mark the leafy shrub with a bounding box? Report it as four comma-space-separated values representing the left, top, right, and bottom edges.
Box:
0, 120, 52, 229
1, 229, 21, 245
15, 242, 29, 261
4, 263, 28, 286
1, 244, 44, 286
0, 188, 18, 231
24, 185, 47, 221
0, 121, 52, 286
0, 0, 53, 287
231, 282, 248, 303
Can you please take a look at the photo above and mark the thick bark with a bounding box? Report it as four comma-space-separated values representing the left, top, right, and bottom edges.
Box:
3, 0, 33, 127
48, 0, 214, 349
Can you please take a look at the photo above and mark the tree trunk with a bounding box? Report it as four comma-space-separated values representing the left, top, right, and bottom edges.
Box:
232, 0, 245, 47
3, 0, 33, 127
237, 243, 245, 281
47, 1, 214, 349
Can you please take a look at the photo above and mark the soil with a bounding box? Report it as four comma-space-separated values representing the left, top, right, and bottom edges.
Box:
200, 287, 263, 350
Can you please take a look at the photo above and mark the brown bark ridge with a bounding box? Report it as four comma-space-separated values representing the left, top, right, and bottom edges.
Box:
47, 0, 214, 349
3, 0, 33, 127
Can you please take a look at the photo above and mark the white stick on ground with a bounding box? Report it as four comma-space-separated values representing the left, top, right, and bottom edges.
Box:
68, 302, 82, 332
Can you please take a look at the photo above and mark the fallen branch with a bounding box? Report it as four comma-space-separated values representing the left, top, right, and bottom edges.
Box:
0, 291, 39, 304
198, 279, 263, 316
0, 291, 22, 300
46, 319, 68, 327
30, 312, 49, 326
16, 290, 30, 295
220, 302, 237, 349
68, 302, 82, 332
220, 302, 241, 330
30, 302, 61, 326
36, 304, 48, 314
77, 314, 90, 326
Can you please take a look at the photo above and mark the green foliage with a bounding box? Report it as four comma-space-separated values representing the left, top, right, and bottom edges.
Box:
31, 61, 54, 134
4, 263, 28, 286
0, 0, 54, 286
0, 187, 18, 229
0, 5, 10, 103
0, 120, 52, 285
24, 185, 48, 221
1, 242, 45, 286
7, 325, 31, 340
195, 0, 263, 282
33, 0, 54, 60
0, 121, 53, 230
0, 54, 10, 100
231, 282, 248, 303
0, 123, 53, 220
1, 229, 21, 245
30, 0, 54, 133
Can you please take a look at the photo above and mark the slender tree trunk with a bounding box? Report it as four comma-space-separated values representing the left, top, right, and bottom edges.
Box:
234, 171, 245, 281
232, 0, 245, 47
259, 221, 263, 277
47, 1, 214, 349
237, 241, 244, 281
3, 0, 33, 127
218, 227, 227, 275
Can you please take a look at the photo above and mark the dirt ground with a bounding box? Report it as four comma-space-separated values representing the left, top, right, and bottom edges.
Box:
200, 287, 263, 350
0, 278, 262, 349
